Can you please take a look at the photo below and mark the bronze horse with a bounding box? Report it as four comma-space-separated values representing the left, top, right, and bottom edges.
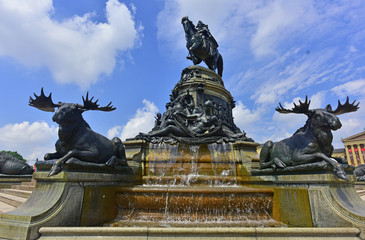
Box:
181, 16, 223, 77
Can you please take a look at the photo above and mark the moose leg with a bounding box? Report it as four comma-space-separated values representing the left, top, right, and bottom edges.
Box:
48, 149, 98, 177
260, 157, 286, 170
298, 152, 348, 181
44, 139, 64, 160
44, 152, 62, 160
106, 137, 128, 167
105, 156, 128, 168
260, 141, 284, 169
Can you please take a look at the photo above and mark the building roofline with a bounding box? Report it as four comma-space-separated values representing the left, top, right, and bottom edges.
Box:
341, 130, 365, 142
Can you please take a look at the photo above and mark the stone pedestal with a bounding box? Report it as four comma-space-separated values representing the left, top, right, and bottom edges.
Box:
175, 65, 237, 133
0, 165, 141, 240
244, 173, 365, 239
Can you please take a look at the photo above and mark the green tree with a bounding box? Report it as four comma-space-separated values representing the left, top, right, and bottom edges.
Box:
0, 150, 27, 162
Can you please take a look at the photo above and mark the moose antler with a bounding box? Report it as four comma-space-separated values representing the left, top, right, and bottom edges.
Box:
82, 92, 116, 112
327, 97, 359, 115
29, 88, 59, 112
276, 96, 311, 114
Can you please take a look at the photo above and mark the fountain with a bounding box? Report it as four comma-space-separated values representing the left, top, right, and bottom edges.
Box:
0, 16, 364, 240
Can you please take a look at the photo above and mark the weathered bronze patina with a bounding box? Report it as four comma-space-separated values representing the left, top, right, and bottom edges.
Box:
0, 152, 33, 175
355, 164, 365, 181
135, 66, 253, 144
257, 96, 359, 180
182, 16, 223, 77
29, 88, 127, 176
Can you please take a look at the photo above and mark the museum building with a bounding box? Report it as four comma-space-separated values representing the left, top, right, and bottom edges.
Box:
342, 130, 365, 166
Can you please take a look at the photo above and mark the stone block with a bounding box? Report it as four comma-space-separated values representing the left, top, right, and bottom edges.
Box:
0, 166, 140, 240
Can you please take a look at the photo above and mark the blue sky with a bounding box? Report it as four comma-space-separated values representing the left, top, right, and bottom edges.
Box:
0, 0, 364, 162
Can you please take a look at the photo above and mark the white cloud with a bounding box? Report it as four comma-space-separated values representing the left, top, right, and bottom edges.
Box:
108, 100, 158, 141
232, 101, 262, 130
349, 45, 357, 53
251, 48, 337, 105
249, 0, 318, 57
107, 126, 122, 139
309, 91, 325, 109
0, 0, 142, 89
331, 79, 365, 98
0, 121, 58, 161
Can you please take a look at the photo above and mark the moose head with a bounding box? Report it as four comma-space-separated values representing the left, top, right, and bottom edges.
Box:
276, 96, 359, 132
29, 88, 116, 124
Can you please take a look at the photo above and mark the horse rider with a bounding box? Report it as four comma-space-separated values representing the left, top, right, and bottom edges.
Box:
196, 21, 219, 56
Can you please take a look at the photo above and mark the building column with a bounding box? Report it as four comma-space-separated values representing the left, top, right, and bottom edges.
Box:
344, 146, 351, 165
357, 144, 364, 165
351, 145, 358, 166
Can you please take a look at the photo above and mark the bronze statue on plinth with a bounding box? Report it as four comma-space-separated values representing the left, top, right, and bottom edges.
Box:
182, 16, 223, 77
29, 88, 127, 176
257, 96, 359, 180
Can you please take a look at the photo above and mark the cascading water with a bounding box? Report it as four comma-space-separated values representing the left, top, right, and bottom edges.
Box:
143, 143, 179, 186
207, 142, 238, 186
109, 141, 282, 228
144, 142, 239, 186
180, 145, 200, 185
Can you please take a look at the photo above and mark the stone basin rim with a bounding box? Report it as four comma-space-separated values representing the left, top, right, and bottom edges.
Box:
116, 186, 274, 194
38, 226, 361, 236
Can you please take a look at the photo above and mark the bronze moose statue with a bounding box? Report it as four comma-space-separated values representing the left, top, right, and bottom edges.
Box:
0, 152, 34, 175
29, 88, 127, 177
259, 96, 359, 180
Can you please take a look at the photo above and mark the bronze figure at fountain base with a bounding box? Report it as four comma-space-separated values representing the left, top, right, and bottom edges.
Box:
134, 66, 253, 145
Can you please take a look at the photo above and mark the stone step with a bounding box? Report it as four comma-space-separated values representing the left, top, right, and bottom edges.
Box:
0, 183, 16, 189
114, 186, 275, 225
37, 227, 361, 239
0, 192, 27, 207
11, 184, 35, 191
0, 201, 16, 214
20, 180, 36, 186
0, 188, 32, 198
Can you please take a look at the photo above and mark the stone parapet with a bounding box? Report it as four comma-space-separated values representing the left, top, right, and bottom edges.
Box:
38, 227, 361, 239
0, 165, 140, 240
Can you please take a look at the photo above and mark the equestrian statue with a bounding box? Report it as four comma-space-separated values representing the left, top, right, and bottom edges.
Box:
181, 16, 223, 77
